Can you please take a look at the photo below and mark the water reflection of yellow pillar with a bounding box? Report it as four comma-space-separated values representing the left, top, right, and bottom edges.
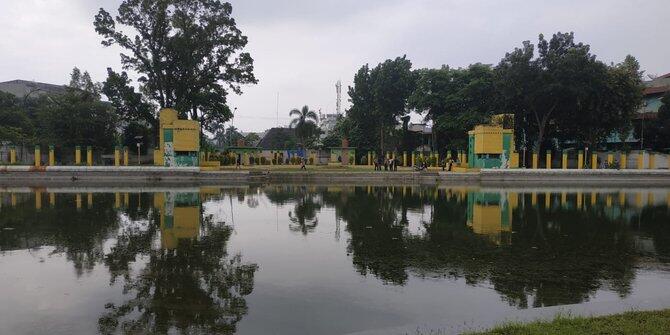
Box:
577, 151, 583, 169
10, 193, 17, 207
635, 193, 643, 208
124, 193, 130, 207
87, 193, 93, 208
620, 153, 627, 169
49, 192, 56, 208
545, 192, 551, 209
35, 191, 42, 210
591, 192, 597, 206
619, 192, 626, 207
561, 192, 567, 207
606, 194, 612, 208
667, 192, 670, 208
76, 194, 82, 210
114, 192, 120, 208
648, 193, 655, 206
531, 192, 537, 206
577, 192, 583, 210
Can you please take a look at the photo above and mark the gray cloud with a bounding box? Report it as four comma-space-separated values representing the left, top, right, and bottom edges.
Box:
1, 0, 668, 132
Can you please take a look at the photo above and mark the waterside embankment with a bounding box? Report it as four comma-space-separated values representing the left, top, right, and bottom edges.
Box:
2, 165, 670, 186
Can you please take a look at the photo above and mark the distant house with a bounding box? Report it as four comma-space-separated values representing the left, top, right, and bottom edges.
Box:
257, 127, 298, 150
638, 73, 670, 118
0, 79, 68, 98
318, 112, 340, 136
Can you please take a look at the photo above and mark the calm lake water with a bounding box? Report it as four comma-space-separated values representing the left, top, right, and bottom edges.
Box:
1, 185, 670, 335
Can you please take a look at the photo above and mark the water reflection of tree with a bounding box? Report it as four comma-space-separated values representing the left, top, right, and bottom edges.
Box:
98, 200, 257, 335
288, 192, 321, 235
307, 187, 654, 308
0, 193, 121, 276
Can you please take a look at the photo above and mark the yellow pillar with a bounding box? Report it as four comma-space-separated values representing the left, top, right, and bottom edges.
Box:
435, 152, 440, 167
637, 152, 644, 169
577, 151, 583, 169
412, 152, 416, 166
35, 191, 42, 210
532, 152, 538, 169
10, 147, 16, 164
123, 147, 129, 166
114, 147, 121, 166
48, 145, 55, 166
34, 145, 41, 167
607, 153, 614, 166
86, 146, 93, 166
591, 153, 598, 169
367, 152, 372, 166
620, 153, 627, 169
49, 192, 56, 208
545, 151, 551, 169
649, 154, 656, 169
403, 152, 407, 167
75, 146, 82, 165
562, 152, 568, 169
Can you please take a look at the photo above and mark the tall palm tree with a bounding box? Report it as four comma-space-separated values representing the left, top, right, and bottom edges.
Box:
289, 105, 319, 146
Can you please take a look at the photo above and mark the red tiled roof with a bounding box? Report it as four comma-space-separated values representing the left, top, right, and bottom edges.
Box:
644, 86, 670, 95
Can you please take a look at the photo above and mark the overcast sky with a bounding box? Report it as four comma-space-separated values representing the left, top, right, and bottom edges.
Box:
1, 0, 668, 132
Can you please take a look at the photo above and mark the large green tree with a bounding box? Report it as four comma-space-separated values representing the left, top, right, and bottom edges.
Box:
94, 0, 257, 133
289, 105, 319, 147
409, 63, 497, 151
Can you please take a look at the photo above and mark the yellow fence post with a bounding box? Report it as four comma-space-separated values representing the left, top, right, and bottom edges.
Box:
649, 153, 656, 169
123, 147, 129, 166
607, 153, 614, 167
545, 150, 551, 169
367, 152, 372, 166
562, 152, 568, 169
591, 153, 598, 169
48, 145, 55, 166
34, 145, 41, 167
435, 152, 440, 167
532, 152, 538, 169
577, 150, 583, 169
620, 152, 627, 169
114, 147, 121, 166
86, 146, 93, 166
637, 152, 644, 169
412, 152, 416, 167
75, 146, 81, 165
10, 146, 16, 164
403, 152, 407, 167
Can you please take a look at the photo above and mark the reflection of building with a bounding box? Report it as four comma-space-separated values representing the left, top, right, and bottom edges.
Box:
467, 192, 516, 245
467, 114, 519, 169
154, 108, 200, 167
154, 192, 201, 249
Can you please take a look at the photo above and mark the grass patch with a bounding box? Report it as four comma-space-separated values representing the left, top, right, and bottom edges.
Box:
464, 309, 670, 335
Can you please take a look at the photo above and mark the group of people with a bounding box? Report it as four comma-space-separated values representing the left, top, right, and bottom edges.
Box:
374, 157, 399, 171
